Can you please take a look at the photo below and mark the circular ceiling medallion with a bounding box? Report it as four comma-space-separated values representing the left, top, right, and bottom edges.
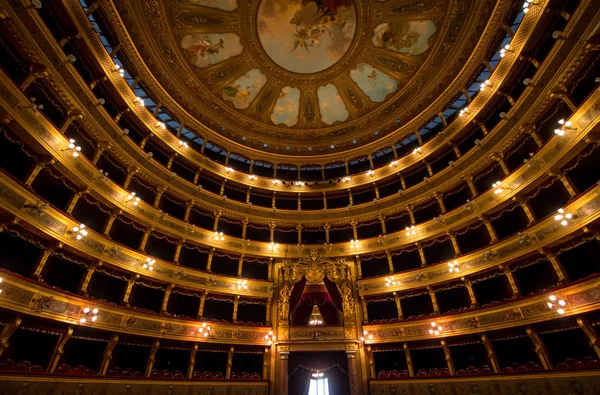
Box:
257, 0, 357, 74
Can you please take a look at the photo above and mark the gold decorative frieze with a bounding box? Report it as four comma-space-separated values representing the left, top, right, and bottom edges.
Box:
0, 271, 272, 345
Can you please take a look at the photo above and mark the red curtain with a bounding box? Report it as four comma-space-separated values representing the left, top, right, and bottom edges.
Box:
323, 277, 344, 313
291, 292, 340, 326
289, 277, 307, 314
317, 303, 339, 326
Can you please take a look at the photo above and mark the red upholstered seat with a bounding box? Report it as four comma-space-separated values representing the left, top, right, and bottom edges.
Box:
192, 371, 203, 379
241, 372, 251, 380
428, 370, 439, 377
416, 371, 428, 377
173, 373, 184, 379
570, 361, 585, 370
501, 367, 514, 374
398, 371, 409, 378
84, 368, 96, 376
231, 372, 241, 380
468, 369, 480, 376
29, 365, 43, 373
56, 367, 70, 375
528, 364, 541, 372
213, 372, 224, 380
162, 372, 172, 378
515, 366, 528, 373
113, 367, 123, 375
203, 372, 214, 379
524, 361, 536, 369
582, 357, 594, 365
108, 369, 121, 377
556, 363, 569, 370
440, 370, 450, 377
587, 360, 600, 369
387, 371, 397, 378
481, 368, 493, 375
15, 363, 29, 372
565, 358, 579, 367
120, 371, 132, 377
250, 372, 261, 380
456, 369, 467, 376
0, 360, 15, 370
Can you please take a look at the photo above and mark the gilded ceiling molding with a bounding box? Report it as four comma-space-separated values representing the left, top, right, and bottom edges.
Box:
69, 0, 522, 158
0, 271, 271, 345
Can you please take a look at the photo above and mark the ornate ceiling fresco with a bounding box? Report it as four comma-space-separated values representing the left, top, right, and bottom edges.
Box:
115, 0, 496, 155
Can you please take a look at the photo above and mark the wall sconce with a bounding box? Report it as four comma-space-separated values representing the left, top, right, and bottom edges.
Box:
448, 260, 460, 273
295, 181, 305, 186
268, 242, 279, 251
412, 147, 422, 155
249, 174, 257, 181
213, 231, 224, 241
225, 167, 234, 174
113, 64, 125, 77
0, 277, 3, 295
405, 226, 415, 236
522, 0, 536, 13
79, 307, 98, 324
237, 280, 248, 290
126, 192, 140, 206
343, 177, 352, 182
178, 140, 188, 148
63, 139, 82, 157
366, 170, 375, 177
459, 107, 469, 117
429, 322, 443, 335
23, 97, 44, 116
492, 181, 511, 195
66, 54, 77, 64
480, 80, 491, 91
554, 119, 575, 136
156, 121, 166, 130
265, 330, 276, 345
361, 330, 373, 343
389, 160, 398, 168
142, 257, 155, 271
500, 44, 511, 58
198, 322, 212, 337
350, 239, 360, 249
272, 179, 280, 185
547, 295, 566, 315
69, 224, 88, 240
134, 96, 145, 106
385, 277, 399, 287
554, 208, 573, 226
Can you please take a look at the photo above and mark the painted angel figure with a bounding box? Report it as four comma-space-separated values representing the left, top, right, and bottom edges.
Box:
372, 22, 420, 53
181, 35, 225, 68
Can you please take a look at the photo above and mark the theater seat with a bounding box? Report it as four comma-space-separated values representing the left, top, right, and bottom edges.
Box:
377, 371, 388, 379
15, 363, 29, 372
456, 369, 467, 376
515, 366, 528, 373
481, 367, 493, 375
416, 370, 428, 377
108, 369, 121, 377
501, 367, 514, 374
398, 371, 409, 378
440, 370, 450, 377
428, 370, 439, 377
30, 365, 43, 373
71, 367, 84, 375
582, 357, 594, 365
0, 360, 15, 370
556, 363, 569, 370
387, 370, 397, 378
570, 361, 585, 370
162, 372, 172, 378
468, 369, 480, 376
173, 373, 184, 379
231, 372, 241, 380
241, 372, 251, 380
528, 364, 541, 372
565, 358, 579, 367
193, 371, 202, 379
121, 371, 132, 377
214, 372, 224, 380
84, 369, 96, 376
587, 360, 600, 369
250, 372, 261, 380
203, 372, 214, 379
56, 366, 70, 375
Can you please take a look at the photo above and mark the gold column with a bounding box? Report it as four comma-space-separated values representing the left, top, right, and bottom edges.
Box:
550, 89, 578, 111
161, 284, 174, 314
552, 171, 579, 198
91, 142, 111, 165
416, 242, 427, 267
213, 210, 222, 231
365, 345, 376, 379
197, 291, 207, 318
368, 155, 374, 169
122, 274, 139, 306
577, 317, 600, 359
351, 220, 358, 239
492, 154, 510, 175
386, 251, 394, 274
279, 351, 289, 395
403, 343, 414, 377
99, 334, 119, 376
324, 224, 330, 244
122, 167, 139, 189
233, 295, 240, 322
297, 193, 301, 211
24, 157, 54, 187
424, 161, 433, 177
225, 345, 235, 379
296, 224, 303, 245
448, 232, 461, 256
237, 255, 244, 277
373, 183, 380, 200
440, 340, 455, 375
462, 277, 478, 307
378, 214, 387, 235
348, 189, 353, 206
102, 209, 121, 237
262, 347, 269, 380
526, 127, 543, 148
139, 227, 153, 251
346, 351, 360, 395
272, 191, 276, 209
187, 344, 198, 379
268, 258, 273, 281
514, 197, 536, 225
355, 255, 363, 279
399, 173, 406, 190
463, 175, 478, 197
500, 265, 521, 297
153, 187, 167, 208
18, 63, 48, 91
526, 326, 552, 370
448, 142, 461, 158
64, 189, 87, 215
219, 180, 226, 196
406, 205, 415, 225
171, 240, 184, 264
48, 327, 73, 373
428, 286, 440, 314
78, 262, 99, 296
539, 249, 569, 285
322, 192, 327, 210
242, 218, 249, 240
481, 333, 500, 373
360, 296, 369, 324
434, 192, 446, 214
145, 339, 160, 377
246, 187, 252, 204
393, 292, 403, 320
0, 315, 22, 358
206, 248, 215, 272
266, 297, 272, 325
269, 222, 276, 242
480, 215, 499, 243
183, 201, 194, 222
32, 247, 55, 280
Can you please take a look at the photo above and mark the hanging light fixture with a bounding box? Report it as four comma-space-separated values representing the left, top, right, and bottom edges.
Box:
265, 330, 276, 345
350, 239, 360, 249
360, 330, 373, 343
268, 242, 279, 251
554, 119, 575, 136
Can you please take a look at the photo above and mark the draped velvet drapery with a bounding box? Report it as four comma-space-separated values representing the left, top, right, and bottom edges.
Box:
323, 277, 343, 313
288, 352, 350, 395
291, 292, 340, 325
289, 277, 307, 314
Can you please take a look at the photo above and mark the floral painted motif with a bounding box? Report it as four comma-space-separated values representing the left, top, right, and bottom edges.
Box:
317, 84, 349, 125
258, 0, 357, 73
349, 63, 398, 102
222, 69, 268, 109
271, 86, 301, 126
181, 33, 243, 68
372, 20, 437, 56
